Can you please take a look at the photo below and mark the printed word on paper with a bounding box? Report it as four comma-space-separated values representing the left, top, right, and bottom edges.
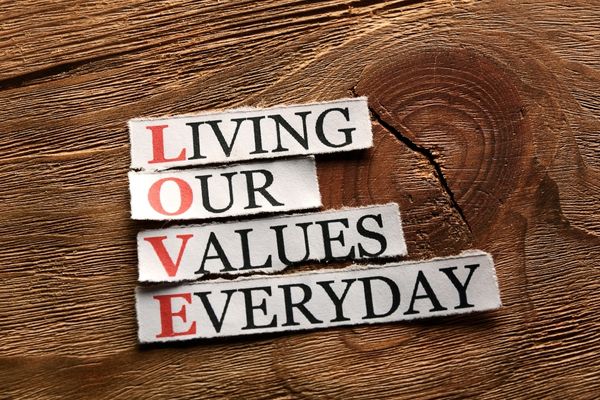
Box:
136, 251, 501, 342
137, 204, 406, 281
129, 97, 372, 170
129, 157, 320, 220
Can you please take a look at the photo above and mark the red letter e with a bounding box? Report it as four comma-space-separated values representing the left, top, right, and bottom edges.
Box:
153, 293, 197, 338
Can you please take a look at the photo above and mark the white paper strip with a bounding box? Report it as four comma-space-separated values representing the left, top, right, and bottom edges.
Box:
129, 157, 320, 220
136, 251, 501, 343
129, 97, 372, 170
137, 203, 407, 282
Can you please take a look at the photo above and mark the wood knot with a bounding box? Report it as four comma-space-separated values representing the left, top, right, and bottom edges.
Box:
355, 47, 528, 238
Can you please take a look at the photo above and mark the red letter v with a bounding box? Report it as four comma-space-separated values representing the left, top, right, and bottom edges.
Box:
144, 234, 194, 277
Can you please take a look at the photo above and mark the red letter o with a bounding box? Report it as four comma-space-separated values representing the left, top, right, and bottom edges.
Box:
148, 177, 193, 216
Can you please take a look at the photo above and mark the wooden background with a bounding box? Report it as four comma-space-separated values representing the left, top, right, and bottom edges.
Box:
1, 1, 599, 398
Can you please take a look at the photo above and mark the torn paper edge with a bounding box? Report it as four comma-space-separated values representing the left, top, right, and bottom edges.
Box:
129, 96, 369, 122
136, 203, 407, 282
139, 250, 497, 289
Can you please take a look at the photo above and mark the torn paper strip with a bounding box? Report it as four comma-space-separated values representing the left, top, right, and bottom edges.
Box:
136, 250, 501, 343
129, 157, 321, 220
129, 97, 372, 170
137, 203, 407, 282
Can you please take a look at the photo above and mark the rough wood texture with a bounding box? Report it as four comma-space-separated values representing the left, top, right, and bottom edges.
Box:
1, 1, 599, 398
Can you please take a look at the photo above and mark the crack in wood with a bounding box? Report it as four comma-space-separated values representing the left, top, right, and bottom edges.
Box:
351, 88, 472, 232
0, 49, 136, 91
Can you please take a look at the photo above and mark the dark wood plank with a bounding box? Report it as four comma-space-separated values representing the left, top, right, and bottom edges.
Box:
1, 1, 598, 398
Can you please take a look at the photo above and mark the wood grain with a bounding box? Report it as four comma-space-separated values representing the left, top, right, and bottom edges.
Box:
1, 1, 598, 398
